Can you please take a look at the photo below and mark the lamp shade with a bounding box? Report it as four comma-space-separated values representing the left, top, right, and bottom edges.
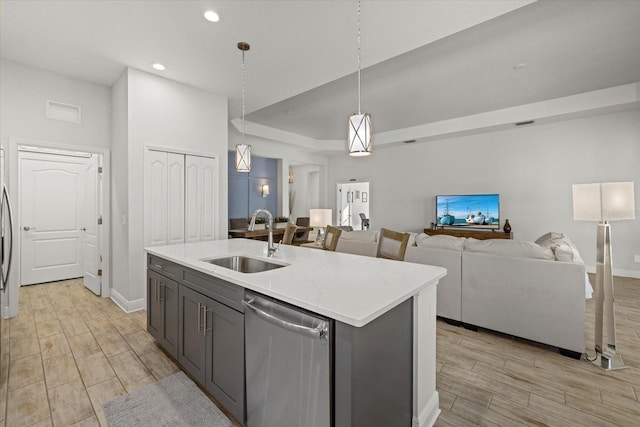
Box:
261, 184, 269, 198
235, 144, 251, 172
348, 113, 372, 156
310, 209, 332, 227
573, 182, 635, 221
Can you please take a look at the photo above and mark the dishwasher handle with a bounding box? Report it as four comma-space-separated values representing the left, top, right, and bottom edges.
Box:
243, 297, 328, 341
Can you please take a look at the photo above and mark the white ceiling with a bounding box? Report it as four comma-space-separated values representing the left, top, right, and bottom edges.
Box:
2, 0, 640, 150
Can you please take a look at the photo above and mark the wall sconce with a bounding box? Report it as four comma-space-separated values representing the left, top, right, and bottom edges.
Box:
261, 184, 270, 198
288, 171, 294, 184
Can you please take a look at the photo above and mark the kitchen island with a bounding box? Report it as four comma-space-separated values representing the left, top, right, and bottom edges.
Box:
146, 238, 446, 427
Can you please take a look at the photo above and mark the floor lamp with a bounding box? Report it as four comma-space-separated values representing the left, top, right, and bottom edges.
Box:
572, 182, 635, 370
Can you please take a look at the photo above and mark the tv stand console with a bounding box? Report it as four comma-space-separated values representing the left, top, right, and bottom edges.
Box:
424, 228, 513, 240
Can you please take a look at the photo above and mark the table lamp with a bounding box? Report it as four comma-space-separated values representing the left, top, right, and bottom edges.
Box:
310, 209, 332, 245
572, 181, 635, 370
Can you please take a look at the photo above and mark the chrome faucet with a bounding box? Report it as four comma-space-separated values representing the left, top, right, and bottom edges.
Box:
249, 209, 278, 257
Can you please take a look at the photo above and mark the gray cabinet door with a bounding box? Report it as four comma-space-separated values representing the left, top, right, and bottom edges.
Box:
162, 277, 179, 358
147, 270, 179, 358
206, 299, 245, 422
147, 271, 163, 341
178, 285, 208, 384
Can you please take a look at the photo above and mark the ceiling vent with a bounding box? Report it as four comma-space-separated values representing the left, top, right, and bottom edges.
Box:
515, 120, 535, 126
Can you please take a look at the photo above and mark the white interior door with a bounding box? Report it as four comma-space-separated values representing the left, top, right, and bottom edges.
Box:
185, 155, 217, 243
184, 156, 202, 244
82, 154, 101, 295
20, 153, 86, 285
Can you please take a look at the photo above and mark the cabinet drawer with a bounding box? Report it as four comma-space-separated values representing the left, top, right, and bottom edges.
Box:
181, 269, 244, 313
148, 254, 181, 280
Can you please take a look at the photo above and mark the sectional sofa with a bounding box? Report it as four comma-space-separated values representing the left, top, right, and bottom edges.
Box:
335, 230, 589, 357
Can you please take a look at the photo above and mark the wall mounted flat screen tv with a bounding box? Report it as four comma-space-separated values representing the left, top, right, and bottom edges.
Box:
436, 194, 500, 229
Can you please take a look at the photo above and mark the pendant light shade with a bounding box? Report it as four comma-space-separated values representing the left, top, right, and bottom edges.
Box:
235, 143, 251, 172
347, 0, 372, 157
348, 113, 372, 156
236, 41, 251, 172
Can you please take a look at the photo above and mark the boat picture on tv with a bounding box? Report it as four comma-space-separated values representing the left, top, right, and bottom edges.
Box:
436, 194, 500, 229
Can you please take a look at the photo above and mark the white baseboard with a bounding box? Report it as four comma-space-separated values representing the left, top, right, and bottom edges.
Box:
413, 392, 441, 427
585, 265, 640, 279
110, 288, 145, 313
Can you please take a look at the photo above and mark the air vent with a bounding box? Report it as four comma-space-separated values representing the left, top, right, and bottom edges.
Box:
515, 120, 535, 126
46, 100, 81, 123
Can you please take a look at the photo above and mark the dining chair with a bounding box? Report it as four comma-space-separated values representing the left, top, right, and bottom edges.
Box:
229, 217, 248, 230
293, 216, 311, 243
323, 225, 343, 251
282, 223, 297, 245
376, 228, 410, 261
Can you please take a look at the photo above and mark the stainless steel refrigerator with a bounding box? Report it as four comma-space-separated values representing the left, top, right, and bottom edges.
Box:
0, 147, 15, 355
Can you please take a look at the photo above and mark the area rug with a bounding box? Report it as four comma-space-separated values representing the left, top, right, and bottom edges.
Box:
103, 371, 233, 427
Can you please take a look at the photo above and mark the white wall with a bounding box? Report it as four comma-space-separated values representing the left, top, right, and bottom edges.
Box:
0, 59, 111, 150
111, 68, 228, 309
327, 109, 640, 277
0, 59, 112, 316
111, 72, 129, 306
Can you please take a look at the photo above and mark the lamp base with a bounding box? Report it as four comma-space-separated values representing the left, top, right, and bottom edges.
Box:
590, 348, 627, 371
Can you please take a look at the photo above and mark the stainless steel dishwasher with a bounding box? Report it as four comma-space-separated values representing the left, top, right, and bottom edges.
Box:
243, 291, 331, 427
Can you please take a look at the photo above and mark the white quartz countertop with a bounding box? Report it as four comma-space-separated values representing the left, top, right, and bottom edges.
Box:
146, 239, 446, 327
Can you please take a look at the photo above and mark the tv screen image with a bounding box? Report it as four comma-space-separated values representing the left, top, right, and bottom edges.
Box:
436, 194, 500, 229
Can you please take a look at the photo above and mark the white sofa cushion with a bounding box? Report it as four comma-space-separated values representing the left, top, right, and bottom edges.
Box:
415, 233, 465, 251
464, 238, 554, 260
340, 230, 378, 242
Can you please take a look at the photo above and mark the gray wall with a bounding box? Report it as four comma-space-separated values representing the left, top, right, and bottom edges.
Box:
327, 109, 640, 277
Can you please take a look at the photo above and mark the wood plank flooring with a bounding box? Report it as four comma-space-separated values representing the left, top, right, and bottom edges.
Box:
436, 275, 640, 427
0, 275, 638, 426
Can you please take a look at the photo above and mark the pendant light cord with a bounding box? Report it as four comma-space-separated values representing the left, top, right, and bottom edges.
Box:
357, 0, 361, 115
241, 50, 246, 145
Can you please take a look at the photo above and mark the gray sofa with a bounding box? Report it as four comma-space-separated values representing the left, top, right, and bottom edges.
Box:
335, 230, 587, 356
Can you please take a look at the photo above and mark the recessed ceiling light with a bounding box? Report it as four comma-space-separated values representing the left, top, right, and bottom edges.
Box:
151, 63, 166, 71
513, 63, 527, 70
204, 10, 220, 22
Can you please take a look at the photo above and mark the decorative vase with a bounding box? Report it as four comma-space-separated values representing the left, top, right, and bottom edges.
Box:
503, 219, 512, 234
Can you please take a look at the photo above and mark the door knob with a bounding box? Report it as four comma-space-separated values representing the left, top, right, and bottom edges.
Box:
23, 226, 37, 231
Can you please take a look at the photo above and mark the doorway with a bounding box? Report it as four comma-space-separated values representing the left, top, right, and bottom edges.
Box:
7, 139, 111, 317
337, 182, 370, 230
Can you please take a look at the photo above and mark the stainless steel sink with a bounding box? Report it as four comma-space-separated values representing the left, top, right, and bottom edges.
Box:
202, 256, 287, 273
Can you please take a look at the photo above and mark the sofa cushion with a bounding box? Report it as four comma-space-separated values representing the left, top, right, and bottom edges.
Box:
415, 233, 465, 251
534, 232, 585, 264
340, 230, 378, 242
464, 238, 554, 260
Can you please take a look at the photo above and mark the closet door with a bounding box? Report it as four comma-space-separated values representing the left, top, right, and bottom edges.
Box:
185, 155, 217, 243
184, 156, 202, 244
145, 150, 185, 247
146, 150, 169, 246
167, 153, 185, 245
200, 157, 217, 242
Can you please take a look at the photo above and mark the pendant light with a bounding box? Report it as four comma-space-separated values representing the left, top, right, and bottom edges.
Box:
348, 0, 372, 156
235, 42, 251, 172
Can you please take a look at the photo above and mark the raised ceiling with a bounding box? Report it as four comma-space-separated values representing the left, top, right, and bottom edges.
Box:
2, 1, 640, 151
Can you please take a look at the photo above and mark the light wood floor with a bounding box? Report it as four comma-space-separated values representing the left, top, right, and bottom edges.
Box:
0, 276, 638, 426
435, 275, 640, 426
